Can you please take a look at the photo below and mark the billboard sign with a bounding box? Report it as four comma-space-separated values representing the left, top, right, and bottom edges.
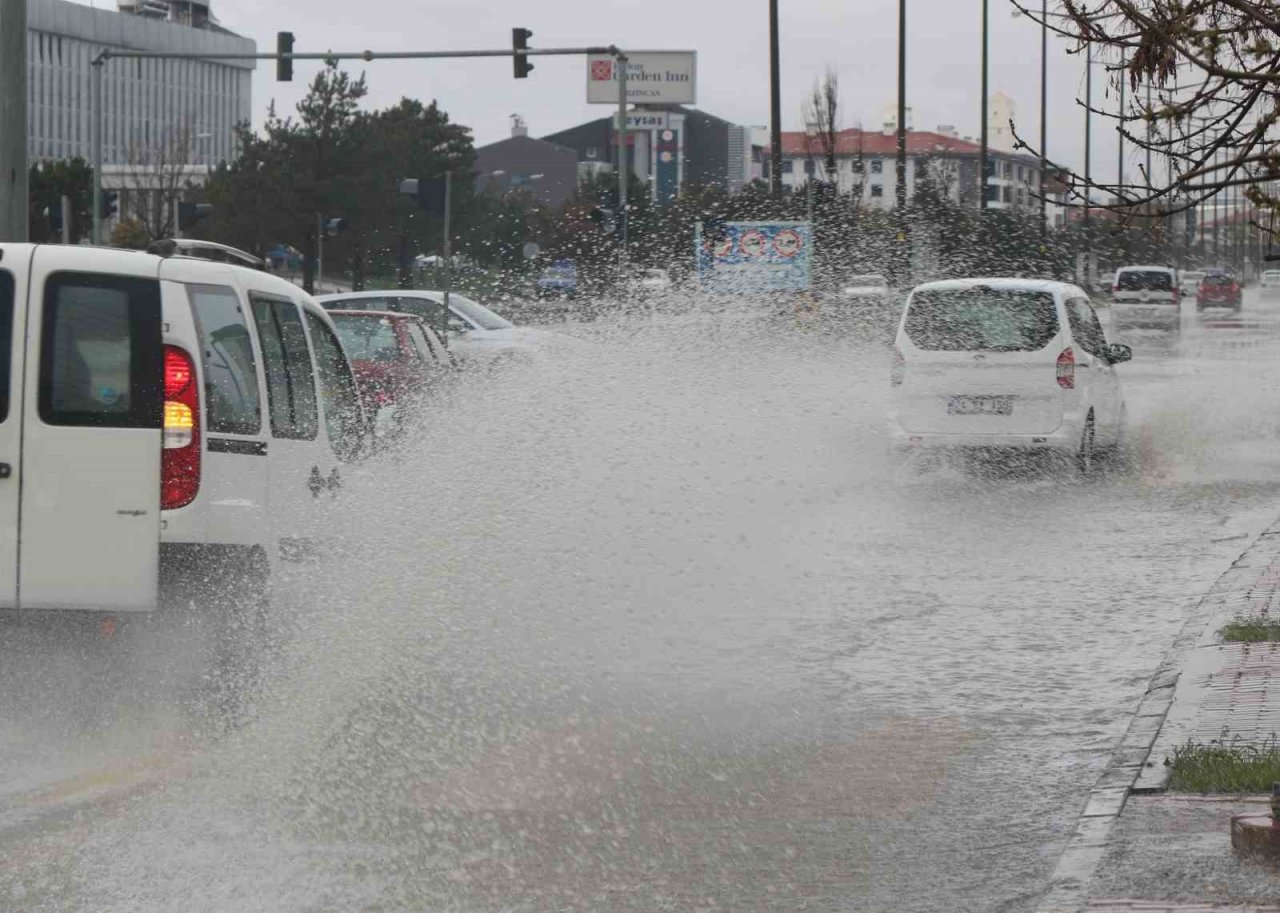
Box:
696, 221, 813, 294
588, 51, 697, 105
614, 110, 670, 130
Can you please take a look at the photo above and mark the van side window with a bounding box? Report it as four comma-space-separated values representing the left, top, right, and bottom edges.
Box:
250, 294, 317, 440
39, 272, 162, 428
0, 271, 13, 423
187, 284, 261, 435
304, 312, 364, 462
1066, 298, 1108, 359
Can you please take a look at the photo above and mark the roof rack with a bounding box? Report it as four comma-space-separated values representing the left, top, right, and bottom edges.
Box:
147, 238, 266, 271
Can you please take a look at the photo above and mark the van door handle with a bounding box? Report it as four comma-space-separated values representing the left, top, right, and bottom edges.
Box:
0, 463, 11, 479
308, 466, 325, 497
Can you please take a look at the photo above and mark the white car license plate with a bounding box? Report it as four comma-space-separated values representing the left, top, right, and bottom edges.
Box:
948, 396, 1014, 416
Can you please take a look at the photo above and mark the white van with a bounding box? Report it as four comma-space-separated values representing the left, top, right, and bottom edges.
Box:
889, 279, 1131, 471
0, 243, 364, 618
1112, 265, 1181, 333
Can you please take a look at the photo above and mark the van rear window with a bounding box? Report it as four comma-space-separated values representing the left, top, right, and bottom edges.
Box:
39, 273, 162, 428
904, 288, 1059, 352
1116, 271, 1174, 291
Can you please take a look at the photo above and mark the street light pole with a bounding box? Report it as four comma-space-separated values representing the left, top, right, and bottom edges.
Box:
1084, 39, 1093, 288
92, 58, 104, 245
979, 0, 989, 211
896, 0, 908, 277
1039, 0, 1047, 240
769, 0, 782, 200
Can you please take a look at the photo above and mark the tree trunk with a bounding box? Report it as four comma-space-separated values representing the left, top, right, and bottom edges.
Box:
302, 231, 316, 294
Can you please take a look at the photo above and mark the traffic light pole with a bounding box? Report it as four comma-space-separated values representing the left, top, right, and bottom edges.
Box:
89, 42, 625, 248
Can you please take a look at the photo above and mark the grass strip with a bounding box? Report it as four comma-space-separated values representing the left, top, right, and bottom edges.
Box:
1220, 617, 1280, 643
1167, 738, 1280, 793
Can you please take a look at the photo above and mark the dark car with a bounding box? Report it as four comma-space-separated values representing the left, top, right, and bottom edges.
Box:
1197, 272, 1243, 312
327, 310, 453, 437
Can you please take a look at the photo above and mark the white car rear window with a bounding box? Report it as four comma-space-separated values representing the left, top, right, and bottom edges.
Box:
904, 288, 1059, 352
1116, 270, 1174, 291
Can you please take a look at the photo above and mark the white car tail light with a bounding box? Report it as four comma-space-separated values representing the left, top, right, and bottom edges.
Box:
162, 345, 201, 510
1056, 347, 1075, 389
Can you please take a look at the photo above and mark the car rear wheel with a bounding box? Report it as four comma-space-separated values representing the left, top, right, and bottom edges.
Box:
1077, 415, 1097, 475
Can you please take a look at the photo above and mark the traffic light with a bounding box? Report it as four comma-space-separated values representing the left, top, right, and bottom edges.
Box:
323, 217, 347, 237
177, 201, 212, 231
512, 28, 533, 79
99, 190, 118, 220
276, 31, 294, 82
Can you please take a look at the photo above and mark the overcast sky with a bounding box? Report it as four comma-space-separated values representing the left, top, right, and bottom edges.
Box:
101, 0, 1139, 183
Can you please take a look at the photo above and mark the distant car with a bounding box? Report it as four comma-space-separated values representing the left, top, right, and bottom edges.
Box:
889, 278, 1131, 473
326, 310, 452, 437
1111, 265, 1181, 333
317, 291, 571, 365
1179, 270, 1206, 298
1260, 270, 1280, 295
1197, 272, 1243, 312
628, 267, 673, 295
841, 274, 891, 300
537, 260, 579, 298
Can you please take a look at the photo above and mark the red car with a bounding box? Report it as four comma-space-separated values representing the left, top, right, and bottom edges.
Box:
327, 310, 452, 432
1197, 273, 1243, 311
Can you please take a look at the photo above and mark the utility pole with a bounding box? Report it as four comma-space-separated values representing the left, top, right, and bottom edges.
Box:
92, 58, 104, 244
617, 52, 628, 266
979, 0, 989, 211
316, 212, 323, 292
768, 0, 782, 200
0, 0, 29, 241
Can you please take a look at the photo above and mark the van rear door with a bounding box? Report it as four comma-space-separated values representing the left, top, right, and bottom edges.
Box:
20, 249, 163, 611
0, 249, 28, 609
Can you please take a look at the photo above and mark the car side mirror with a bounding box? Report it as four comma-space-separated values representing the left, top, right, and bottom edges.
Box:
1108, 343, 1133, 364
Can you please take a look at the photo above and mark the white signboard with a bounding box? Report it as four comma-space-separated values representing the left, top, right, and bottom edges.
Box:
588, 51, 697, 105
614, 110, 670, 130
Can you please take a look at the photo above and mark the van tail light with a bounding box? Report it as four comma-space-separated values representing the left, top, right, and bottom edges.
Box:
1112, 284, 1121, 294
162, 345, 200, 510
891, 346, 906, 387
1056, 347, 1075, 389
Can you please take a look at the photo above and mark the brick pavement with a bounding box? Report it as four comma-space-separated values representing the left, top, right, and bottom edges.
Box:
1038, 520, 1280, 913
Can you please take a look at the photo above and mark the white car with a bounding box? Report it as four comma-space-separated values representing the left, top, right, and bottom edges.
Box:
317, 290, 567, 364
1260, 270, 1280, 294
1179, 270, 1206, 298
1111, 265, 1181, 333
0, 242, 365, 622
889, 278, 1131, 472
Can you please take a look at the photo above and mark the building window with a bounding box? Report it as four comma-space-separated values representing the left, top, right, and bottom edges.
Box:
871, 184, 884, 198
985, 184, 999, 202
871, 158, 883, 174
804, 159, 815, 176
781, 160, 793, 174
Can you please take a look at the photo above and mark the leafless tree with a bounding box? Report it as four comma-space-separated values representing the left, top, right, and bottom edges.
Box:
1010, 0, 1280, 230
118, 123, 201, 240
801, 68, 841, 186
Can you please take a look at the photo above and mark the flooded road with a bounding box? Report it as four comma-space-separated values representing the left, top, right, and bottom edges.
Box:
5, 290, 1280, 911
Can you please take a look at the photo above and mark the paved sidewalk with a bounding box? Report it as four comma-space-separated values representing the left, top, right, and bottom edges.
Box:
1087, 903, 1280, 912
1038, 519, 1280, 913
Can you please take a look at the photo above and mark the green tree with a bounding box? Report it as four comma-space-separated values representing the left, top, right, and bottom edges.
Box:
27, 158, 93, 243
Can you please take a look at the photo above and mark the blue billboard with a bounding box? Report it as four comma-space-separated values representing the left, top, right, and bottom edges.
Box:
695, 221, 813, 294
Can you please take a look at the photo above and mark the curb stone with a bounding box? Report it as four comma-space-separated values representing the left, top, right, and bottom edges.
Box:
1035, 518, 1280, 913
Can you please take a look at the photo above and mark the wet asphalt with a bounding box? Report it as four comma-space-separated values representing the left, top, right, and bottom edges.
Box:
4, 289, 1280, 911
